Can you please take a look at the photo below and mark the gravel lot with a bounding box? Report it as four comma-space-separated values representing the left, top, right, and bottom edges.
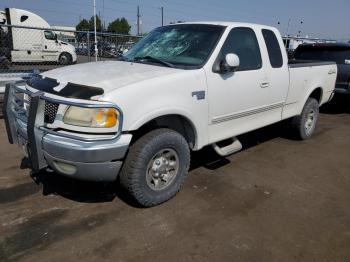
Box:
0, 100, 349, 262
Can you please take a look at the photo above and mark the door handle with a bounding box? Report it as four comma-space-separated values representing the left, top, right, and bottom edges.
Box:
260, 82, 270, 88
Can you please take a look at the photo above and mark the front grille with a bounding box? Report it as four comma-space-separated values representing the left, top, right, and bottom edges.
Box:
44, 101, 59, 124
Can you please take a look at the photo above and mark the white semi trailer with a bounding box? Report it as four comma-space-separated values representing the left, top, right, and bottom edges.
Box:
0, 8, 77, 65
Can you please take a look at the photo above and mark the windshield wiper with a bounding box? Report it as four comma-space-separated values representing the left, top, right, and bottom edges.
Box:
132, 56, 175, 68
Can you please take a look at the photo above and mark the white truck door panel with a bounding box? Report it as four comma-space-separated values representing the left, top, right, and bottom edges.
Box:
207, 27, 271, 143
42, 30, 60, 61
260, 28, 289, 121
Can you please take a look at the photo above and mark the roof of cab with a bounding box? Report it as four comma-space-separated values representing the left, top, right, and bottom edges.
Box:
172, 21, 277, 30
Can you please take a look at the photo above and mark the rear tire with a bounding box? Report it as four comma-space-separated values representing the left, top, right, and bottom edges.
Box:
290, 97, 319, 140
119, 128, 190, 207
0, 57, 11, 70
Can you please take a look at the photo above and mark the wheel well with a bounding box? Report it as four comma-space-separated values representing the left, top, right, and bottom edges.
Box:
59, 52, 72, 61
130, 115, 196, 149
309, 88, 323, 104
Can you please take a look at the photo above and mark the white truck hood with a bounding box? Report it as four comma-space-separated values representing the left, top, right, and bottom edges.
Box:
42, 61, 180, 93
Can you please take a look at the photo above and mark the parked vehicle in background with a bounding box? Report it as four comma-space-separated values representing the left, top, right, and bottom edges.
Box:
3, 22, 337, 207
90, 41, 119, 58
294, 43, 350, 95
0, 8, 77, 65
283, 37, 336, 59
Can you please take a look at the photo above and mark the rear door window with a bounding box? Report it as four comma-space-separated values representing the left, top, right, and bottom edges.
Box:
262, 29, 283, 68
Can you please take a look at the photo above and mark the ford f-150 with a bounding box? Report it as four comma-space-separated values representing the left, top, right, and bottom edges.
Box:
3, 22, 337, 206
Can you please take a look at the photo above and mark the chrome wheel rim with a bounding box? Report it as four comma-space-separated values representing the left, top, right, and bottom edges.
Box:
304, 109, 316, 135
146, 148, 179, 191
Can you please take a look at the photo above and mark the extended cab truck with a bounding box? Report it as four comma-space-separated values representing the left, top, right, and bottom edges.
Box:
0, 8, 77, 65
3, 22, 337, 207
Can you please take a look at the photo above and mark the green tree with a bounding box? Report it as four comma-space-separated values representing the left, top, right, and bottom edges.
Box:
76, 19, 89, 31
107, 17, 131, 34
76, 16, 102, 31
89, 15, 102, 31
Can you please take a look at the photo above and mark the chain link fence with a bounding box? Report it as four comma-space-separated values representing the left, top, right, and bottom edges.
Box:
0, 24, 142, 74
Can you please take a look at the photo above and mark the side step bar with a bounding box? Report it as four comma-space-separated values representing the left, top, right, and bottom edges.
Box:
212, 137, 242, 157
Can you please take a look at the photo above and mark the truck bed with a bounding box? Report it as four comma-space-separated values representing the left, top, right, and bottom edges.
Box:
282, 60, 337, 120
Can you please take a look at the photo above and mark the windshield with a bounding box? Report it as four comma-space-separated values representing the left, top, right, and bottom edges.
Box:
294, 47, 350, 64
122, 24, 225, 69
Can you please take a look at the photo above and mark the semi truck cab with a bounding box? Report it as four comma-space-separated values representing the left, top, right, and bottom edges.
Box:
0, 8, 76, 65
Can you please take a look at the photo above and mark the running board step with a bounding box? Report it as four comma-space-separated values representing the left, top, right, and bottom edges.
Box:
212, 137, 242, 157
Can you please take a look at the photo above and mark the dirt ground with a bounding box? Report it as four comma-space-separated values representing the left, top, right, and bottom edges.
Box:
0, 100, 349, 262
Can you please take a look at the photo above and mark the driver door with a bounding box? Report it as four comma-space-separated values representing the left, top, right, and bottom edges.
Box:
207, 27, 271, 143
42, 30, 60, 62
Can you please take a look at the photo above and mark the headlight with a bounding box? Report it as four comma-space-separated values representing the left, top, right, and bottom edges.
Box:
63, 106, 119, 128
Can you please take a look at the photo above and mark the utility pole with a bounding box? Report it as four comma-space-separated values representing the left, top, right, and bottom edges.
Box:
137, 6, 141, 36
298, 21, 304, 37
286, 18, 291, 37
102, 0, 105, 31
98, 11, 102, 33
160, 6, 164, 26
93, 0, 98, 62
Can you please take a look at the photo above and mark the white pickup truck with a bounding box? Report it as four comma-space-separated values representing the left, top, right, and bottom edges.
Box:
3, 22, 337, 207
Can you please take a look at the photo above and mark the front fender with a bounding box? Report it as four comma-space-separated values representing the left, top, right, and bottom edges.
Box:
127, 107, 206, 150
60, 46, 77, 62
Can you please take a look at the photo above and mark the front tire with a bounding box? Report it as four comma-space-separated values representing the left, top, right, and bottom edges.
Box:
119, 128, 190, 207
290, 97, 319, 140
58, 52, 72, 65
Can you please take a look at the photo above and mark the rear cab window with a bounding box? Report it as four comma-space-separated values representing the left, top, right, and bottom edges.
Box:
262, 29, 283, 68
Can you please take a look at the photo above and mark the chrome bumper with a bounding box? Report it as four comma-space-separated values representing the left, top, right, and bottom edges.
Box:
3, 83, 131, 182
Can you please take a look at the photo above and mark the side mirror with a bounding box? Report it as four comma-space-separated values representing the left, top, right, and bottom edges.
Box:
54, 33, 58, 40
220, 53, 240, 73
123, 49, 129, 54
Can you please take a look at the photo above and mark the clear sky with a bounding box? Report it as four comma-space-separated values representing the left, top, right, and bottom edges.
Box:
1, 0, 349, 40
